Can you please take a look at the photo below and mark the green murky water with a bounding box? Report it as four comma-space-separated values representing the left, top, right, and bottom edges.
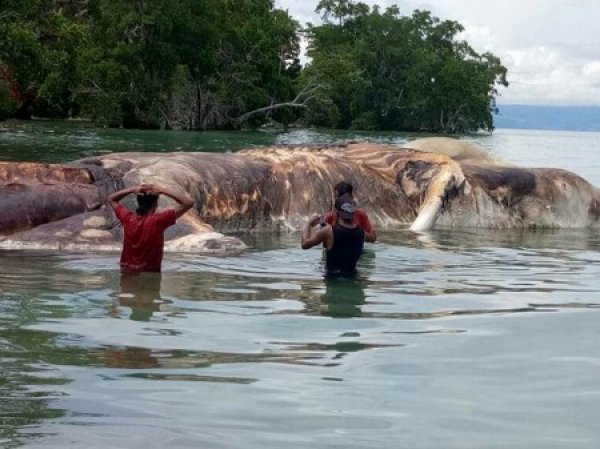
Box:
1, 122, 600, 448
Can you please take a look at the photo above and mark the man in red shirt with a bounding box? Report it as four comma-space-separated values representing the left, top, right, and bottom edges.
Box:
108, 184, 194, 272
325, 181, 376, 242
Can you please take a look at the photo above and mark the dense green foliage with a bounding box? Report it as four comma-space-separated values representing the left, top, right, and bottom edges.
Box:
302, 1, 509, 132
0, 0, 508, 132
0, 0, 300, 128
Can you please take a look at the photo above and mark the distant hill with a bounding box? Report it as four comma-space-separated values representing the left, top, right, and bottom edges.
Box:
494, 105, 600, 132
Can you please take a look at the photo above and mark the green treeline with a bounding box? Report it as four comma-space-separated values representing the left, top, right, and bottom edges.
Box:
0, 0, 508, 133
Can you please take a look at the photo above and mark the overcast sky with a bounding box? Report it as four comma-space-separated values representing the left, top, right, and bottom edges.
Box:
275, 0, 600, 106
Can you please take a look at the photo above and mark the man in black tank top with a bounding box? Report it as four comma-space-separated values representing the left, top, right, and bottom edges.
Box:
301, 197, 365, 277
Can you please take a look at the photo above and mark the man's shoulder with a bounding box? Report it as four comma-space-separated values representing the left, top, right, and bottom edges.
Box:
356, 209, 372, 222
355, 209, 374, 233
150, 208, 177, 228
325, 210, 336, 224
114, 203, 132, 221
155, 208, 176, 218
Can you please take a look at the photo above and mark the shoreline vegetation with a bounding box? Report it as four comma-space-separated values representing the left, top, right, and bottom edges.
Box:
0, 0, 508, 134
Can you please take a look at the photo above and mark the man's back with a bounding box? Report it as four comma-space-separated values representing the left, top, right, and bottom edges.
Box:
115, 204, 176, 272
326, 208, 376, 242
326, 224, 364, 275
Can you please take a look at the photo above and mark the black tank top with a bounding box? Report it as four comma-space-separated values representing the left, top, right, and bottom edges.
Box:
326, 225, 365, 275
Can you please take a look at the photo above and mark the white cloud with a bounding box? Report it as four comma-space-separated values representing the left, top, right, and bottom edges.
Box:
275, 0, 600, 105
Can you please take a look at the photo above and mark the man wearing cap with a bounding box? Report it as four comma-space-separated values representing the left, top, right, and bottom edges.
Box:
301, 196, 365, 277
325, 181, 376, 242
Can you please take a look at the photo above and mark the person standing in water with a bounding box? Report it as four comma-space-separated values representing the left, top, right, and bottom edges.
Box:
326, 181, 376, 242
301, 196, 365, 277
108, 184, 194, 272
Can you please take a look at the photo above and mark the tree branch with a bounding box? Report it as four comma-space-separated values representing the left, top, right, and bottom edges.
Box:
234, 82, 326, 125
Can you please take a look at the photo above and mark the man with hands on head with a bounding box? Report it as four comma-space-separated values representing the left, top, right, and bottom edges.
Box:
108, 184, 194, 273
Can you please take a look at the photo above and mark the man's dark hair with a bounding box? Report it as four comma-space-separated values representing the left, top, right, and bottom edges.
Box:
136, 194, 158, 215
334, 181, 353, 197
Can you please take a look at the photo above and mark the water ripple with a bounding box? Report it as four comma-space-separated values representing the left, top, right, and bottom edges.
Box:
2, 227, 600, 448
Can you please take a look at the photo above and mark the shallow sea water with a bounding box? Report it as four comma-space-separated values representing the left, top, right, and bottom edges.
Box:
1, 123, 600, 448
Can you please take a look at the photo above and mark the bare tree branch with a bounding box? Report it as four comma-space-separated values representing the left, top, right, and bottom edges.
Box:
235, 82, 326, 125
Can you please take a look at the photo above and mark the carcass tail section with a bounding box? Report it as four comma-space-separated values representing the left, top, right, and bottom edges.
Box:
402, 158, 466, 232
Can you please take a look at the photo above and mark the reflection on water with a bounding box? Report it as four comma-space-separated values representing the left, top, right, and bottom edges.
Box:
0, 336, 67, 448
1, 122, 599, 186
1, 228, 600, 448
0, 121, 416, 163
321, 277, 366, 318
2, 122, 600, 448
116, 272, 166, 321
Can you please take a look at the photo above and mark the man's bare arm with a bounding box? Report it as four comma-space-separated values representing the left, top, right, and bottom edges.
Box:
302, 216, 333, 250
108, 186, 139, 211
153, 186, 194, 218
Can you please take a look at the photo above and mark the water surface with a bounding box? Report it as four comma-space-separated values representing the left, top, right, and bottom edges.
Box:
1, 121, 599, 185
1, 124, 600, 448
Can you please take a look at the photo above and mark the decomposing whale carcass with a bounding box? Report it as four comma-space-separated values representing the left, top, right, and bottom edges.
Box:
0, 138, 598, 254
404, 138, 600, 229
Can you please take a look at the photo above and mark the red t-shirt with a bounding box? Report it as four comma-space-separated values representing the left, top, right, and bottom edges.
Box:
326, 209, 374, 233
115, 204, 176, 272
